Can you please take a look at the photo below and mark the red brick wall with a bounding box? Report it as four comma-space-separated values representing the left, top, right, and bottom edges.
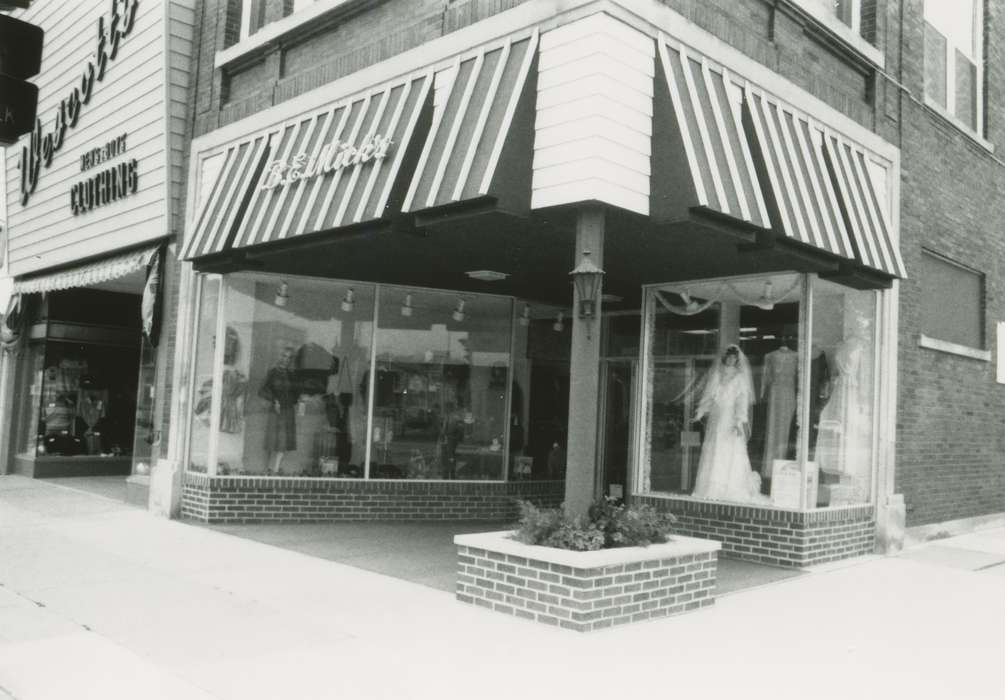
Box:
637, 496, 876, 567
889, 0, 1005, 527
181, 474, 564, 522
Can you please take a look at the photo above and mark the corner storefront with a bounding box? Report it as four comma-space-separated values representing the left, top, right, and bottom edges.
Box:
172, 3, 904, 566
0, 0, 194, 508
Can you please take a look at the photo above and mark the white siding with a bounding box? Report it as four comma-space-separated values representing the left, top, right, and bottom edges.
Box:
4, 0, 176, 277
167, 0, 196, 236
532, 13, 653, 215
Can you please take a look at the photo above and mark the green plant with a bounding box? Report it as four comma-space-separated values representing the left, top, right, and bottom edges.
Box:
512, 499, 676, 551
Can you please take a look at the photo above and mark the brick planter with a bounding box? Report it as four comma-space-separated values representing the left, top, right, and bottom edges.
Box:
636, 496, 875, 567
181, 474, 564, 523
454, 531, 721, 632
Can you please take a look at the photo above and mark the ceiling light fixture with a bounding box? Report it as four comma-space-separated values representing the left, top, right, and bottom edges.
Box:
452, 299, 466, 323
340, 288, 355, 313
519, 304, 531, 327
401, 293, 413, 317
552, 311, 565, 333
274, 281, 289, 307
465, 270, 509, 282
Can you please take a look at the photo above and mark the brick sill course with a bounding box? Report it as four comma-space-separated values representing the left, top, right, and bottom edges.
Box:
454, 530, 721, 632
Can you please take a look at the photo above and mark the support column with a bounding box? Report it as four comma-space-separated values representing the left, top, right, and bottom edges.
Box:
564, 206, 604, 517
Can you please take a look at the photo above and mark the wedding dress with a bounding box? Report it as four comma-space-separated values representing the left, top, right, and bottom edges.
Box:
692, 346, 769, 504
816, 333, 871, 501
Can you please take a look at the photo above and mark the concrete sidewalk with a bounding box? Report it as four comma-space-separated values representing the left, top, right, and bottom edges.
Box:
1, 475, 1003, 700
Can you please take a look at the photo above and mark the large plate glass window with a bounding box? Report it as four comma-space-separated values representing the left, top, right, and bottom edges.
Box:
639, 274, 879, 509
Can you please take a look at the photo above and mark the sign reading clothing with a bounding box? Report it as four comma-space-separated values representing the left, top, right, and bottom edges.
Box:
18, 0, 139, 207
259, 133, 393, 190
70, 133, 138, 215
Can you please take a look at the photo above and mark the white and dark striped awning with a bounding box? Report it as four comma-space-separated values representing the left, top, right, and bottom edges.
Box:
656, 37, 771, 229
744, 86, 857, 262
180, 133, 271, 260
821, 130, 907, 278
402, 31, 538, 214
180, 72, 432, 260
656, 35, 904, 279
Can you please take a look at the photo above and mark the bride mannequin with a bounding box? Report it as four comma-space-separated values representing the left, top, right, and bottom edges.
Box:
691, 344, 769, 504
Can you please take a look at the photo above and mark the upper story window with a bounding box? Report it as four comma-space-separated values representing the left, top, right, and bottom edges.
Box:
806, 0, 860, 34
238, 0, 318, 42
923, 0, 983, 133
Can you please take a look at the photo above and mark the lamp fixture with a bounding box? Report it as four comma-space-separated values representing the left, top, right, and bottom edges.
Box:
465, 270, 509, 282
519, 304, 531, 327
569, 249, 605, 321
341, 288, 356, 313
274, 281, 289, 307
552, 311, 565, 333
401, 293, 413, 317
452, 299, 466, 323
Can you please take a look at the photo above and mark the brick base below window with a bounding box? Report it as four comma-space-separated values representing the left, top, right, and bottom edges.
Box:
181, 474, 564, 523
636, 496, 875, 568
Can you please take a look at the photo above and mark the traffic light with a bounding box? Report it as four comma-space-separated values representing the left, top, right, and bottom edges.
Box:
0, 13, 44, 145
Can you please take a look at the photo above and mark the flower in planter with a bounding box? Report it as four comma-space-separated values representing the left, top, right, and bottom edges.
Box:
512, 498, 676, 551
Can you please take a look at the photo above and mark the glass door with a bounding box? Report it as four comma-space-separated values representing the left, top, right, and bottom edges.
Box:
598, 359, 634, 500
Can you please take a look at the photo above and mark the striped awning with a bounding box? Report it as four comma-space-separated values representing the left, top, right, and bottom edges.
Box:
180, 72, 432, 260
744, 85, 857, 262
402, 31, 538, 214
656, 37, 771, 229
656, 36, 904, 279
821, 131, 907, 278
180, 133, 272, 260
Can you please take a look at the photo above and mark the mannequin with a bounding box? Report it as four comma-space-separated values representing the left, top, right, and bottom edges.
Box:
691, 345, 769, 504
760, 338, 798, 476
816, 313, 871, 500
259, 344, 298, 474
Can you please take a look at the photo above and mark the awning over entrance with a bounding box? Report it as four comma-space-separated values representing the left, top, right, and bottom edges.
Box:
12, 245, 160, 294
402, 31, 538, 216
654, 35, 905, 279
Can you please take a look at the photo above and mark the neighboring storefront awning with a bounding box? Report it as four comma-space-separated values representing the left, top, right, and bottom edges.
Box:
401, 31, 538, 217
654, 35, 905, 279
11, 245, 161, 294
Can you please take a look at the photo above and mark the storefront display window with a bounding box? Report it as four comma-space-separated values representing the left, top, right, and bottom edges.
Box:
639, 274, 879, 509
811, 279, 878, 505
184, 273, 570, 482
372, 289, 512, 479
14, 342, 45, 458
187, 276, 221, 473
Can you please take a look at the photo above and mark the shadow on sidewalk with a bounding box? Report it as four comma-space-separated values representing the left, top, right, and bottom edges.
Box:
198, 520, 803, 595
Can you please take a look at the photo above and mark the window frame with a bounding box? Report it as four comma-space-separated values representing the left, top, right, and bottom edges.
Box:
786, 0, 884, 69
918, 249, 986, 355
923, 0, 985, 137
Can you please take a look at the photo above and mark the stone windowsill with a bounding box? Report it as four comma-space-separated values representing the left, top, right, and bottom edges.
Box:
918, 333, 990, 361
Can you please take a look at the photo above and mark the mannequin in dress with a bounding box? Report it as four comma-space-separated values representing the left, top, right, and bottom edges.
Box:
760, 337, 798, 477
259, 344, 298, 474
691, 345, 769, 504
816, 313, 871, 500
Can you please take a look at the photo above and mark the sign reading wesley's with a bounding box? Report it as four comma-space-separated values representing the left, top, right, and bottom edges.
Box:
18, 0, 139, 207
259, 133, 393, 190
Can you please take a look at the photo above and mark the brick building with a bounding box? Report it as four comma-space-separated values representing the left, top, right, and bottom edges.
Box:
4, 0, 1004, 566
